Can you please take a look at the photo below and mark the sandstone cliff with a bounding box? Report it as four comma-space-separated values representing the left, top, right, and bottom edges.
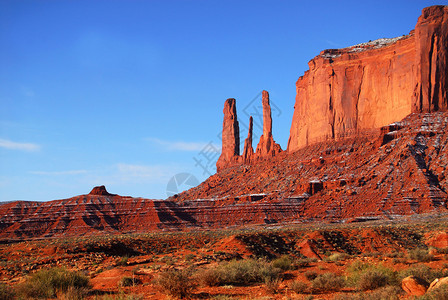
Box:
288, 5, 448, 152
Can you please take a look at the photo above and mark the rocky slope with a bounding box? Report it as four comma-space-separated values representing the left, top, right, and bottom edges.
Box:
2, 112, 448, 240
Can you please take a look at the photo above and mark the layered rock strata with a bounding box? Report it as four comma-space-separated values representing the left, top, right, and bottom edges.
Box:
288, 5, 448, 152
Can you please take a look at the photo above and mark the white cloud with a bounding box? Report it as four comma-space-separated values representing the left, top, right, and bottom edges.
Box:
146, 137, 220, 152
0, 138, 40, 151
29, 170, 88, 176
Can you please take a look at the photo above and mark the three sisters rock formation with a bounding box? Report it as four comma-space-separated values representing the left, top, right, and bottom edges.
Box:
218, 5, 448, 170
216, 91, 282, 171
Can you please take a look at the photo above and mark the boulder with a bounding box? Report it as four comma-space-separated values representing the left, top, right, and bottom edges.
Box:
401, 276, 429, 296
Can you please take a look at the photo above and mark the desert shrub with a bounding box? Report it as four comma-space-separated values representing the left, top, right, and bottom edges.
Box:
118, 276, 140, 287
197, 259, 280, 287
185, 254, 196, 261
385, 252, 404, 258
333, 285, 402, 300
311, 273, 345, 292
294, 258, 317, 268
17, 267, 91, 298
347, 261, 397, 290
408, 248, 435, 262
304, 270, 318, 281
0, 282, 15, 300
117, 256, 129, 266
436, 247, 448, 254
156, 268, 196, 299
272, 255, 294, 271
264, 277, 281, 294
325, 252, 350, 262
289, 280, 309, 294
357, 269, 389, 291
398, 264, 447, 283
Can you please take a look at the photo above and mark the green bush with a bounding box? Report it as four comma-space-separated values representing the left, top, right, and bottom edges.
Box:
398, 264, 447, 283
294, 258, 317, 268
118, 256, 129, 266
408, 248, 435, 262
271, 255, 294, 271
304, 270, 318, 281
198, 259, 280, 287
347, 261, 397, 290
325, 252, 350, 262
17, 267, 91, 298
118, 276, 140, 287
311, 273, 345, 292
333, 285, 402, 300
0, 282, 15, 300
156, 268, 196, 299
289, 280, 309, 294
357, 269, 389, 291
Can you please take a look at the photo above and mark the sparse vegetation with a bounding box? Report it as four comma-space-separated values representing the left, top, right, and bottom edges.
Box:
408, 248, 435, 262
156, 268, 197, 299
289, 280, 309, 294
119, 276, 140, 287
198, 259, 280, 287
0, 282, 15, 300
347, 261, 397, 290
398, 264, 448, 283
311, 273, 345, 292
271, 255, 294, 271
17, 267, 91, 299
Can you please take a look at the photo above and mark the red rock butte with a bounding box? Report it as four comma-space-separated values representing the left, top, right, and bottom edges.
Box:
288, 5, 448, 152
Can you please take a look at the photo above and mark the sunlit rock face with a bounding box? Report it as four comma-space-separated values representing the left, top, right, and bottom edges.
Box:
288, 5, 448, 152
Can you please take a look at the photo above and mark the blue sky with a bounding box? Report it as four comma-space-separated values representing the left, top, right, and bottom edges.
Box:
0, 0, 444, 201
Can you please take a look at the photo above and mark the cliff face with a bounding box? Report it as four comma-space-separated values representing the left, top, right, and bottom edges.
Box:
288, 5, 448, 152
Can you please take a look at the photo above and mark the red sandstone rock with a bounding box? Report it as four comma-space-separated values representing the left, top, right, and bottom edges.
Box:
288, 5, 448, 152
255, 90, 282, 158
89, 185, 113, 196
425, 232, 448, 248
242, 116, 254, 163
428, 277, 448, 292
414, 6, 448, 112
216, 98, 240, 171
402, 276, 429, 296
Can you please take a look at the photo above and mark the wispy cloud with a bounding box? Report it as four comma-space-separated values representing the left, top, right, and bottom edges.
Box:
0, 138, 40, 151
29, 170, 88, 176
145, 137, 220, 152
325, 40, 343, 48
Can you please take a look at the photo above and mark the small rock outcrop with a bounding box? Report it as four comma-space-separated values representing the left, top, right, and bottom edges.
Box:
242, 116, 254, 163
255, 90, 282, 158
89, 185, 113, 196
428, 277, 448, 292
216, 98, 240, 172
288, 5, 448, 152
402, 276, 429, 296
